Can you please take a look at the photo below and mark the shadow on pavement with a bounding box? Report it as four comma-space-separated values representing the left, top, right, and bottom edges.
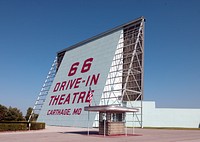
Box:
60, 131, 142, 137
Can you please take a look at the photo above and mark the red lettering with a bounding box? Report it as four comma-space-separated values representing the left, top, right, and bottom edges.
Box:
52, 95, 60, 105
77, 91, 86, 103
68, 58, 94, 76
49, 96, 55, 105
85, 75, 90, 86
65, 109, 71, 115
47, 110, 51, 115
65, 80, 70, 90
72, 108, 82, 115
72, 92, 79, 104
68, 62, 79, 76
81, 58, 93, 73
58, 94, 65, 105
53, 82, 60, 92
69, 79, 76, 89
47, 109, 71, 115
63, 94, 70, 104
85, 90, 94, 103
59, 81, 66, 91
89, 73, 100, 86
74, 77, 82, 88
53, 78, 84, 92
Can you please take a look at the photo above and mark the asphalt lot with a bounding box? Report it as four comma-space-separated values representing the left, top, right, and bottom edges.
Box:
0, 126, 200, 142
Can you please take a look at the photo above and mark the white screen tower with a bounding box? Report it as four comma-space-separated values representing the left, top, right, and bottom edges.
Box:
31, 17, 145, 128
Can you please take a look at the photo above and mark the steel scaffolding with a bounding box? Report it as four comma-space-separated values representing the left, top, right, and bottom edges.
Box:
28, 57, 57, 122
100, 18, 145, 127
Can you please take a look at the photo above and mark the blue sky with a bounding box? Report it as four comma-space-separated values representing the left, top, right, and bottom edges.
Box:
0, 0, 200, 114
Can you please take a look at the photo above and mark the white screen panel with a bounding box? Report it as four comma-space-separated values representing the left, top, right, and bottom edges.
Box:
37, 29, 122, 127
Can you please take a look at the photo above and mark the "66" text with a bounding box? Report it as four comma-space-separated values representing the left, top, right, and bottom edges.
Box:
68, 58, 93, 76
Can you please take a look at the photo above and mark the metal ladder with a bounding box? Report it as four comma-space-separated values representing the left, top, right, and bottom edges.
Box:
28, 57, 57, 122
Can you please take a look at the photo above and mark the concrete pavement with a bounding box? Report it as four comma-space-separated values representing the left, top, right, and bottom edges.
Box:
0, 126, 200, 142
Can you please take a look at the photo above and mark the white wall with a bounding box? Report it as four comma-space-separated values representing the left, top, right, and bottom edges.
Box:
126, 101, 200, 128
37, 29, 123, 127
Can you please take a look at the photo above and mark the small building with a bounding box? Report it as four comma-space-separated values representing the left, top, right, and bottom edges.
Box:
84, 105, 138, 136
